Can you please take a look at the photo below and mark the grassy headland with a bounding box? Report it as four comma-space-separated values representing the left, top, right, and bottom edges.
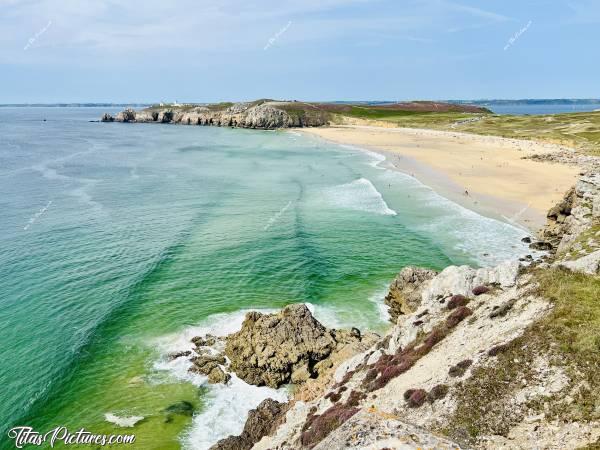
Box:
329, 106, 600, 156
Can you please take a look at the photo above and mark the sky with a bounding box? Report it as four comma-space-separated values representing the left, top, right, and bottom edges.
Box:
0, 0, 598, 103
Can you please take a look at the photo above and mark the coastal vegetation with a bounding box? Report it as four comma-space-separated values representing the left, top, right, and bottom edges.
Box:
332, 107, 600, 156
445, 267, 600, 444
106, 100, 600, 156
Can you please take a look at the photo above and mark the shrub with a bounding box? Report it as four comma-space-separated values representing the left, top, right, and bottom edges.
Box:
346, 390, 366, 407
406, 389, 428, 407
448, 359, 473, 377
446, 306, 473, 328
403, 388, 416, 400
447, 294, 470, 310
472, 285, 490, 296
488, 343, 510, 356
362, 368, 378, 386
300, 403, 359, 446
325, 390, 342, 403
428, 384, 449, 402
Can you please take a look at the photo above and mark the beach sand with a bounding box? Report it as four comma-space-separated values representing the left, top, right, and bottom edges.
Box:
301, 125, 580, 232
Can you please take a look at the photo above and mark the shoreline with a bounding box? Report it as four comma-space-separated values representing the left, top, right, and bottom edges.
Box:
300, 125, 581, 232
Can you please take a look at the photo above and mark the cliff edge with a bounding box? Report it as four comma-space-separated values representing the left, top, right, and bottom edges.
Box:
202, 170, 600, 450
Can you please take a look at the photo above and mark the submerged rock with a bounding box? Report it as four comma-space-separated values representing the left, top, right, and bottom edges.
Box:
168, 350, 191, 360
163, 401, 195, 417
224, 304, 363, 388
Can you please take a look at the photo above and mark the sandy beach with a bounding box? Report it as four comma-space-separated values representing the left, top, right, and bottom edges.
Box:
301, 125, 581, 232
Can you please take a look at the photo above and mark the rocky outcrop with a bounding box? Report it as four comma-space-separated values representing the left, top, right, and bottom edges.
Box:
540, 172, 600, 253
101, 100, 331, 130
224, 304, 368, 388
555, 249, 600, 275
209, 399, 288, 450
189, 354, 231, 384
384, 266, 438, 322
383, 261, 519, 325
238, 177, 600, 450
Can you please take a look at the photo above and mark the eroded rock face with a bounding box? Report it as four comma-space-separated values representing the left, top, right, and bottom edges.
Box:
210, 399, 288, 450
103, 101, 330, 130
189, 354, 231, 384
541, 173, 600, 253
224, 304, 362, 388
556, 250, 600, 275
384, 266, 438, 323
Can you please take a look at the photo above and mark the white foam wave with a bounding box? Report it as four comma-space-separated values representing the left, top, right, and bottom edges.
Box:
362, 148, 387, 169
305, 302, 348, 329
323, 178, 397, 216
375, 169, 532, 265
104, 413, 144, 428
181, 376, 286, 450
151, 309, 287, 450
367, 287, 391, 323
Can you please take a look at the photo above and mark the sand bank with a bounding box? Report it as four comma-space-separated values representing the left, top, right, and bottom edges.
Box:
301, 125, 580, 232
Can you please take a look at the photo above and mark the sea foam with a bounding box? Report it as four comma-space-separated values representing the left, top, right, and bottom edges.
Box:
104, 413, 144, 428
152, 301, 383, 449
323, 178, 397, 216
152, 309, 286, 450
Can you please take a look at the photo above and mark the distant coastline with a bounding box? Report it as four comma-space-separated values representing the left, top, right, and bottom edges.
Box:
0, 103, 151, 108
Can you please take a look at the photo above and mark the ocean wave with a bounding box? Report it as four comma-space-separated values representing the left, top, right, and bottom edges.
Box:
375, 169, 532, 266
152, 309, 287, 450
104, 413, 144, 428
367, 287, 391, 323
151, 300, 386, 449
323, 178, 397, 216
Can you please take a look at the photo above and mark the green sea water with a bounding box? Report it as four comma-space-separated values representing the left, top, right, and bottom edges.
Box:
0, 108, 531, 449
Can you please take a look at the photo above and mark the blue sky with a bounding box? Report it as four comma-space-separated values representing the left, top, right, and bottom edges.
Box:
1, 0, 598, 103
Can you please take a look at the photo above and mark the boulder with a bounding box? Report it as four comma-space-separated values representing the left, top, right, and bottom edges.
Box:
555, 250, 600, 275
421, 260, 519, 305
189, 354, 230, 384
224, 304, 362, 388
384, 266, 438, 323
208, 366, 231, 384
116, 109, 136, 122
209, 398, 288, 450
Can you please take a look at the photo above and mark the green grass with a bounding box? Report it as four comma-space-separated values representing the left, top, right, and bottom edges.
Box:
141, 101, 600, 156
334, 108, 600, 156
535, 267, 600, 353
444, 267, 600, 445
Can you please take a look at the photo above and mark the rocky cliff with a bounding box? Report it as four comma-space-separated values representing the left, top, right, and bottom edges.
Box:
101, 100, 331, 130
101, 99, 491, 130
201, 171, 600, 450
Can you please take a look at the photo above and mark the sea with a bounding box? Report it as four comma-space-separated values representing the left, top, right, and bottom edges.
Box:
477, 102, 600, 115
0, 107, 532, 449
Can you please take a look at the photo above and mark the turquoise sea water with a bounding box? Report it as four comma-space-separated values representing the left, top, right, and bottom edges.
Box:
0, 108, 531, 449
